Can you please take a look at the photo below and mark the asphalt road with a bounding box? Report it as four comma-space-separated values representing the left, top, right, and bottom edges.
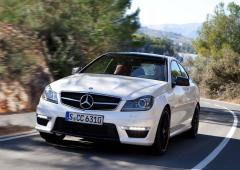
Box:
0, 99, 239, 170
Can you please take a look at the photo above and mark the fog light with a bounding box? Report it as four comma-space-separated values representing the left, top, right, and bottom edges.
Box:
121, 126, 150, 131
121, 126, 150, 138
37, 114, 51, 120
37, 114, 51, 126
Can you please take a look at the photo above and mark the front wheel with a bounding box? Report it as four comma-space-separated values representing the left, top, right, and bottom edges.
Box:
151, 107, 170, 155
39, 132, 65, 143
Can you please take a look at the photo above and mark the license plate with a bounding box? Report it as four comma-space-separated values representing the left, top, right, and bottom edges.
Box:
65, 112, 104, 125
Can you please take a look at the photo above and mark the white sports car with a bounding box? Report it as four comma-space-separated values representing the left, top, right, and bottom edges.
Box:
36, 52, 200, 154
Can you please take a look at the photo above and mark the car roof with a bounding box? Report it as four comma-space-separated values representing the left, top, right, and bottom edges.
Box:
105, 52, 176, 61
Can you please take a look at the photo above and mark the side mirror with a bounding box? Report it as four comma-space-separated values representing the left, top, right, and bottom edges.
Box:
174, 77, 190, 87
72, 67, 82, 75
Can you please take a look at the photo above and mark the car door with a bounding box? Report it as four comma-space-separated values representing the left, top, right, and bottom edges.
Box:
169, 60, 188, 130
177, 63, 194, 125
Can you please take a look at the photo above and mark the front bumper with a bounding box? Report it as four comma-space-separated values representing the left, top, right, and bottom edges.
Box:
35, 98, 163, 146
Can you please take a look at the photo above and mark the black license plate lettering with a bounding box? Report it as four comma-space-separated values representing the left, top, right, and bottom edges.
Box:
66, 112, 103, 125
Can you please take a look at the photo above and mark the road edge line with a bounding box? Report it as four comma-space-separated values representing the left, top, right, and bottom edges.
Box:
191, 102, 238, 170
0, 130, 38, 142
201, 98, 240, 107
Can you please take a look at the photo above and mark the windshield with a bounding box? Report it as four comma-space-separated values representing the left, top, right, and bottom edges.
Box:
81, 54, 168, 82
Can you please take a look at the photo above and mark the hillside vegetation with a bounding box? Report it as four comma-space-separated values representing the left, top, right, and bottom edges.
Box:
0, 0, 140, 79
192, 2, 240, 101
138, 27, 195, 54
0, 0, 140, 113
0, 1, 239, 112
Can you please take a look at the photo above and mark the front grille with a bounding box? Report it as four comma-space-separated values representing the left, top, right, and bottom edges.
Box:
61, 92, 121, 110
52, 117, 119, 141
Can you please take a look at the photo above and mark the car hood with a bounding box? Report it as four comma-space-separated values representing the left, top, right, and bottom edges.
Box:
50, 73, 167, 99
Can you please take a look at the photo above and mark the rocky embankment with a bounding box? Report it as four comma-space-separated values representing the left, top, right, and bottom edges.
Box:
0, 24, 52, 113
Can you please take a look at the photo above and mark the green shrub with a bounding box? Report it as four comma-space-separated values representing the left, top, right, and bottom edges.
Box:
204, 47, 240, 98
192, 2, 240, 100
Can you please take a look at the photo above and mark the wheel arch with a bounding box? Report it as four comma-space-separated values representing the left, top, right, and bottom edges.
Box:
164, 104, 171, 119
154, 94, 172, 122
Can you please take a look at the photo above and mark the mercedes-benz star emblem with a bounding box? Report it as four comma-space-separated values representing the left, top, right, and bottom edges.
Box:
79, 94, 94, 109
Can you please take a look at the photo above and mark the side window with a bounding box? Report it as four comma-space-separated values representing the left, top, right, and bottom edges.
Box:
171, 61, 181, 82
178, 63, 189, 79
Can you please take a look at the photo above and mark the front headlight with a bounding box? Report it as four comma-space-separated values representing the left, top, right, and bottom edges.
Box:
42, 85, 58, 104
121, 95, 154, 111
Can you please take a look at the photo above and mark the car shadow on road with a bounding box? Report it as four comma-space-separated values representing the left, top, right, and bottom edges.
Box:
44, 133, 237, 169
1, 132, 239, 169
41, 106, 240, 169
0, 106, 239, 169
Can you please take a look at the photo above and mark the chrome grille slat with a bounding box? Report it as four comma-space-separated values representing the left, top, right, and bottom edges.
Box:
61, 97, 79, 102
61, 92, 121, 110
93, 102, 118, 105
61, 98, 119, 105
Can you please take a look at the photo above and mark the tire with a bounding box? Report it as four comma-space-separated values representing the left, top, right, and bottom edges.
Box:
152, 107, 171, 155
39, 132, 65, 143
187, 105, 200, 138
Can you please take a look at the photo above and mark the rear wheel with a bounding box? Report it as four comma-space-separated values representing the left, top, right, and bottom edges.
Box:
152, 107, 170, 155
187, 105, 200, 138
39, 132, 65, 143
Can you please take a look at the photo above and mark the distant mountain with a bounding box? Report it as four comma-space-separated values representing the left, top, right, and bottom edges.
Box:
148, 23, 202, 39
138, 27, 192, 44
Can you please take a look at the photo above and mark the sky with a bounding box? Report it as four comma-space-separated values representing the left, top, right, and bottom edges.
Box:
129, 0, 240, 26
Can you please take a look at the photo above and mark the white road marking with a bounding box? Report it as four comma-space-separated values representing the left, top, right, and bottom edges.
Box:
192, 103, 238, 170
201, 98, 240, 107
0, 131, 38, 142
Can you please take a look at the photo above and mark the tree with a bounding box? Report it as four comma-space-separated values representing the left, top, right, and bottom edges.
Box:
192, 2, 240, 99
193, 2, 240, 58
130, 34, 176, 56
0, 0, 140, 78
